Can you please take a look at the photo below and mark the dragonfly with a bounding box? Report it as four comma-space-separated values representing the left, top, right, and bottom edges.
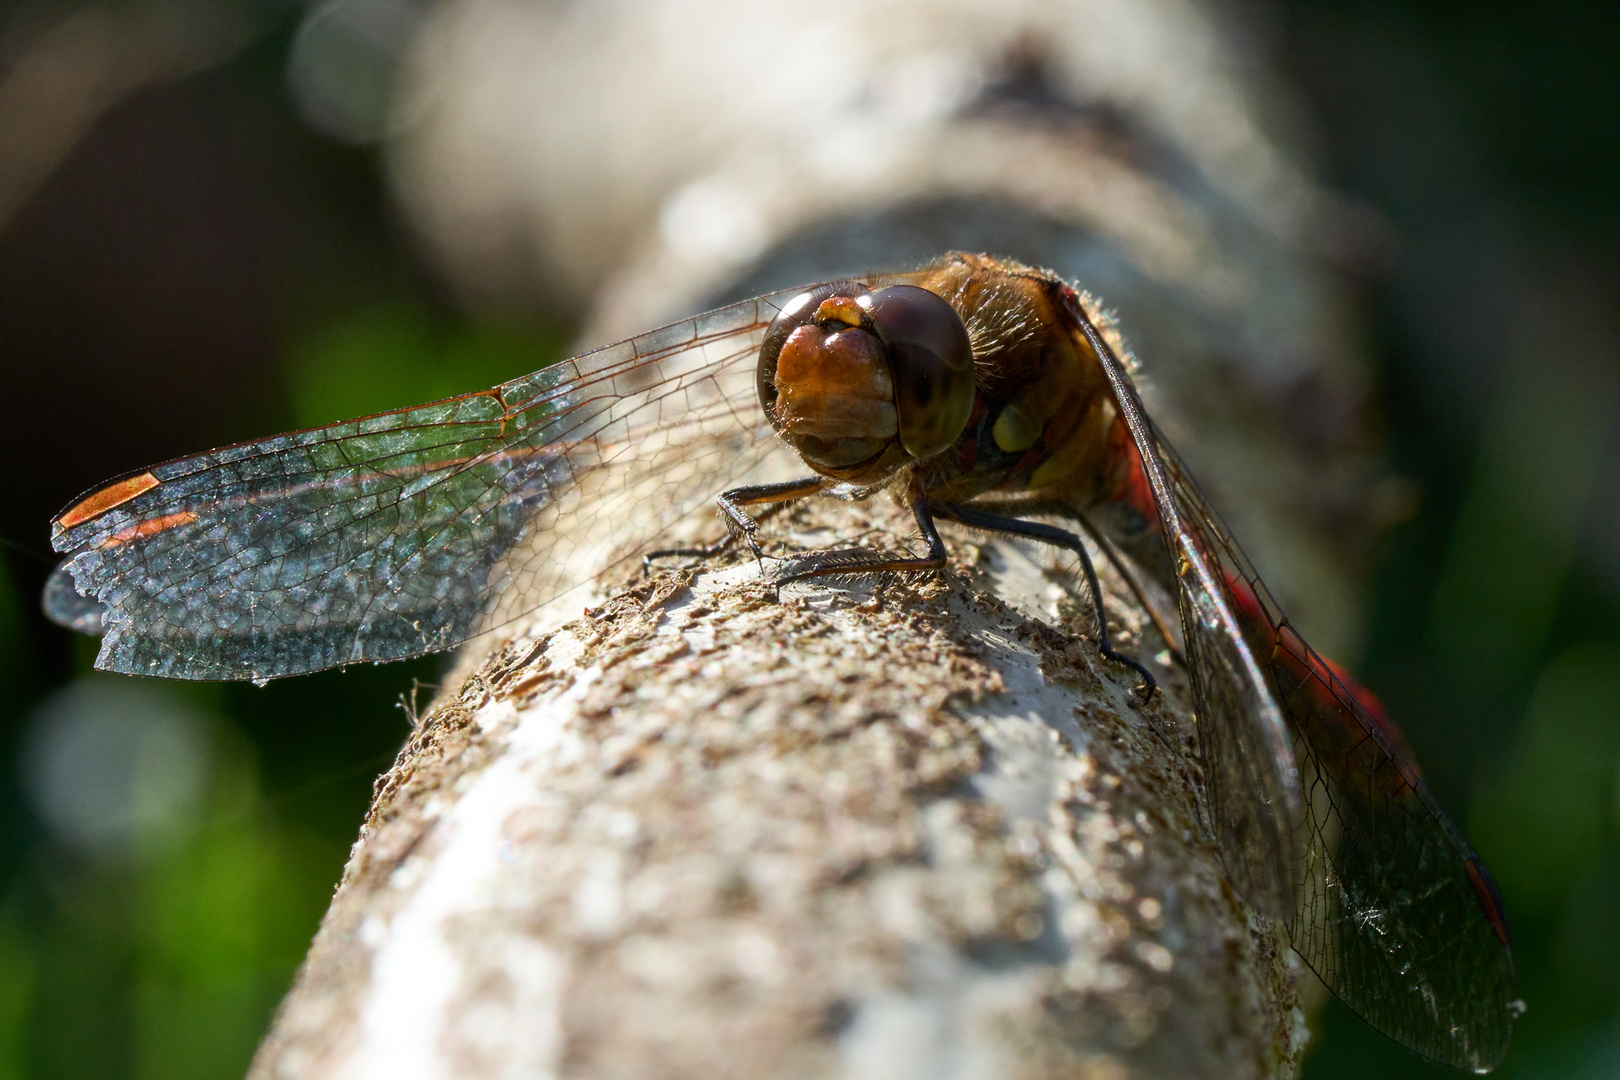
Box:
45, 252, 1517, 1071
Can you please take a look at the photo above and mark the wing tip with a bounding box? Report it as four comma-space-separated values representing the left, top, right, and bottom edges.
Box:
41, 560, 105, 635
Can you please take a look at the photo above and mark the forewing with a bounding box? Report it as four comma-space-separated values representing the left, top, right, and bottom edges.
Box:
49, 291, 805, 681
1068, 295, 1516, 1070
1156, 448, 1518, 1072
1073, 309, 1303, 920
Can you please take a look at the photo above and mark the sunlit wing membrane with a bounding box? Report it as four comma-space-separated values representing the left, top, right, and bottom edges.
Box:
48, 290, 808, 681
1157, 446, 1518, 1072
1072, 308, 1304, 921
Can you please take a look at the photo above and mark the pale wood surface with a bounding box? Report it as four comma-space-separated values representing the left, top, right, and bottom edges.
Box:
250, 495, 1309, 1080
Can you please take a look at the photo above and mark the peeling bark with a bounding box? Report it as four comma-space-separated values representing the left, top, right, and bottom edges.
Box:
250, 495, 1309, 1080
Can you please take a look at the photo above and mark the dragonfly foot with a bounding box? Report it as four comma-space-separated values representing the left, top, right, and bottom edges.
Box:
1099, 645, 1156, 702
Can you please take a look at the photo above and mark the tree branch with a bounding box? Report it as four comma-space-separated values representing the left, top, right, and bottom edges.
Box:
250, 495, 1308, 1080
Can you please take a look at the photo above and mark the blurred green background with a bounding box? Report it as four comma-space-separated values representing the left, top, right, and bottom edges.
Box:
0, 1, 1614, 1077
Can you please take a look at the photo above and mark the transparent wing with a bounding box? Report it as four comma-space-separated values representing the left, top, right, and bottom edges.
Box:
48, 290, 807, 681
1156, 443, 1517, 1072
1069, 299, 1517, 1071
1070, 319, 1303, 921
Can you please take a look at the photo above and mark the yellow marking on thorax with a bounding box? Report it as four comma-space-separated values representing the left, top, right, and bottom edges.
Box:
992, 402, 1043, 453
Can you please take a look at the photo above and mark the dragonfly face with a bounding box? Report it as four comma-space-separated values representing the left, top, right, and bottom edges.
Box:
757, 281, 975, 481
753, 255, 1129, 513
44, 251, 1518, 1072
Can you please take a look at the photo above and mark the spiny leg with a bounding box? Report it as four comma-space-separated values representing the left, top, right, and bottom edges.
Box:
775, 476, 948, 585
935, 502, 1156, 700
1073, 515, 1184, 666
643, 476, 826, 573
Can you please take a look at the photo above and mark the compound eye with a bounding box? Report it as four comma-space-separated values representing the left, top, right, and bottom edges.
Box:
858, 285, 975, 460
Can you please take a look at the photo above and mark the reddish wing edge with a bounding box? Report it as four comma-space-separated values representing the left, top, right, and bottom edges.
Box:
1154, 419, 1519, 1070
1062, 287, 1517, 1071
46, 385, 521, 534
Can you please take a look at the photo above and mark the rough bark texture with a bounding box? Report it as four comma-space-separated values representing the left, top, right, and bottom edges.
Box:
251, 495, 1309, 1080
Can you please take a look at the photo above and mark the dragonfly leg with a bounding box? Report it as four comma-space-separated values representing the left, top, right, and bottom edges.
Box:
1073, 515, 1184, 667
960, 497, 1183, 668
774, 477, 949, 585
643, 476, 826, 573
935, 502, 1156, 701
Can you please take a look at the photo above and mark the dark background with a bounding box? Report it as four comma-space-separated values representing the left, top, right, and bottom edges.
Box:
0, 1, 1615, 1076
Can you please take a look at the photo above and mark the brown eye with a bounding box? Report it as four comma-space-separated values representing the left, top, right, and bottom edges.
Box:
858, 285, 975, 461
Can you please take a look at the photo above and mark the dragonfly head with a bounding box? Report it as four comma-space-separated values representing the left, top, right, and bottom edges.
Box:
758, 282, 975, 483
